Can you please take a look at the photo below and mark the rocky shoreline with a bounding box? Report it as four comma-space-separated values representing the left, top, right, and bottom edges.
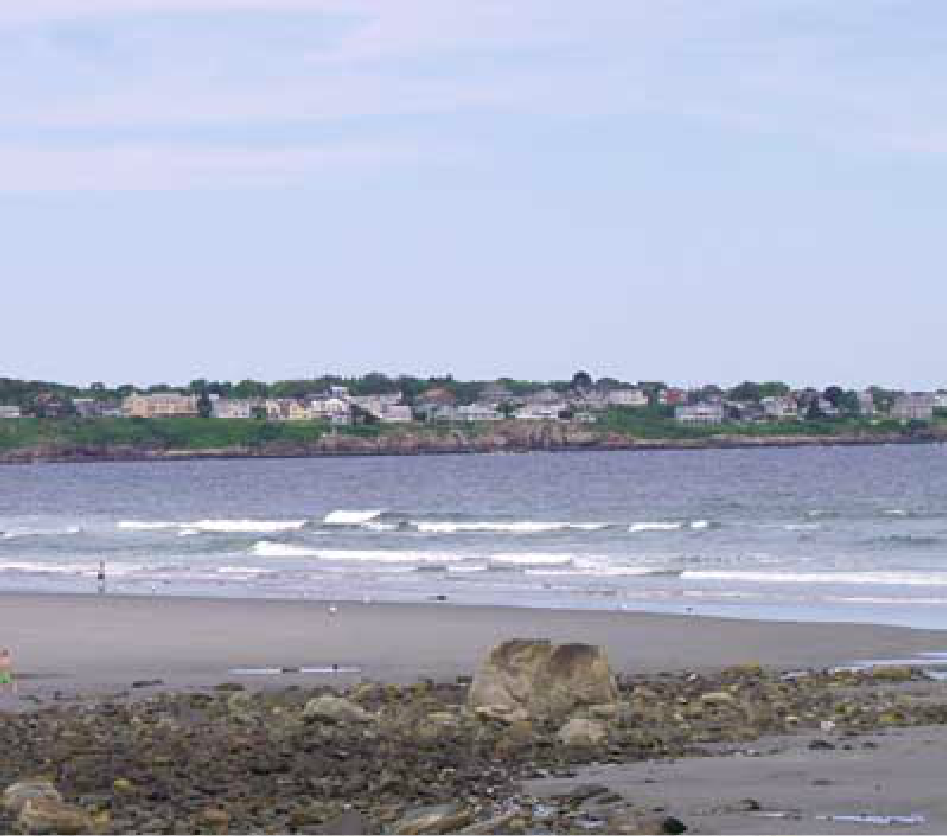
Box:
2, 640, 946, 834
0, 424, 942, 464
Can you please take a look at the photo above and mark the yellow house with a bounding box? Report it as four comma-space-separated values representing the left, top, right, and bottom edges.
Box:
123, 394, 199, 418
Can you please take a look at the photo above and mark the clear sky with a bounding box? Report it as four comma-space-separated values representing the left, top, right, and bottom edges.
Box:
2, 1, 944, 390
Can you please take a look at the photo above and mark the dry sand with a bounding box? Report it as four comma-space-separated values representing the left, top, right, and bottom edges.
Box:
1, 592, 946, 696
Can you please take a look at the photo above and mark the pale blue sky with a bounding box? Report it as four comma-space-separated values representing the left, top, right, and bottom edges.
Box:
2, 1, 945, 389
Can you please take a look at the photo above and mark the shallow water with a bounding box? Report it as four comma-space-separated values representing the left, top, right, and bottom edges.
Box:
1, 445, 947, 628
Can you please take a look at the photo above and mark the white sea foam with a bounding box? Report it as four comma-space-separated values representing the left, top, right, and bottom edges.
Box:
784, 523, 821, 531
683, 570, 947, 586
0, 560, 147, 576
120, 519, 305, 533
192, 519, 306, 533
487, 553, 574, 566
1, 525, 82, 539
628, 522, 682, 533
526, 566, 679, 577
690, 520, 711, 530
323, 510, 385, 525
118, 520, 180, 530
250, 541, 319, 558
415, 521, 608, 534
883, 509, 909, 516
447, 564, 489, 573
216, 566, 269, 575
250, 542, 470, 563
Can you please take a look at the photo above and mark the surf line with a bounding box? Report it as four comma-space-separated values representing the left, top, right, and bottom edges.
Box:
228, 665, 362, 675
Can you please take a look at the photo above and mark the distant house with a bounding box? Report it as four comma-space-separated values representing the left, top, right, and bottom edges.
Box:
378, 405, 414, 423
452, 404, 504, 422
73, 398, 122, 418
606, 388, 649, 408
123, 393, 199, 418
857, 390, 875, 415
477, 383, 515, 407
309, 397, 351, 423
523, 388, 563, 407
891, 393, 935, 423
659, 388, 687, 407
416, 387, 458, 422
571, 411, 597, 424
675, 403, 725, 425
349, 393, 411, 423
0, 405, 21, 419
934, 392, 947, 410
515, 404, 566, 422
212, 399, 253, 420
761, 395, 799, 421
265, 398, 315, 421
817, 398, 840, 417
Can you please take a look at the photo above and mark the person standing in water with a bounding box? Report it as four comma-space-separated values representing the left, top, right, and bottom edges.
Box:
0, 648, 15, 695
97, 559, 106, 594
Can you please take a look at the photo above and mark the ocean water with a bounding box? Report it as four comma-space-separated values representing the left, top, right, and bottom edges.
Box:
1, 445, 947, 628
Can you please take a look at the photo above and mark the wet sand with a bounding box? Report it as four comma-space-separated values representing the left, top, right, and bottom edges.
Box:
2, 592, 946, 696
529, 726, 947, 834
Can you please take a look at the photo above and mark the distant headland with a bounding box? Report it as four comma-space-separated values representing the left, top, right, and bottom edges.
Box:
1, 372, 945, 463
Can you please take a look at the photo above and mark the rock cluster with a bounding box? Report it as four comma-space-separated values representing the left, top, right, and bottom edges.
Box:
0, 648, 942, 834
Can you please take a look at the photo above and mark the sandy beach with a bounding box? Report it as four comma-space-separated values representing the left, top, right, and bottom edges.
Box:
2, 592, 947, 696
3, 593, 947, 833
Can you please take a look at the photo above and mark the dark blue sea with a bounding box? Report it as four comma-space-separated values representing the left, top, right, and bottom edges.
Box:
2, 445, 947, 628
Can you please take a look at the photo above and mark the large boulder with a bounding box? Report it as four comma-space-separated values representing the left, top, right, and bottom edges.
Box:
468, 639, 617, 721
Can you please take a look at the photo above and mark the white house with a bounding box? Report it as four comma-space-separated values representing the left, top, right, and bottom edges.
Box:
453, 404, 504, 422
212, 399, 253, 419
378, 405, 414, 423
934, 392, 947, 409
674, 403, 725, 425
515, 404, 565, 421
857, 390, 875, 415
761, 395, 799, 420
606, 388, 649, 408
0, 405, 21, 419
891, 393, 935, 422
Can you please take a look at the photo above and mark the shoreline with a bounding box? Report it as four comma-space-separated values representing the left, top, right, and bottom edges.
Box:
0, 430, 942, 464
2, 592, 946, 697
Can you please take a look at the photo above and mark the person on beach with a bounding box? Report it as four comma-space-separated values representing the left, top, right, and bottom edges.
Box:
97, 559, 106, 594
0, 648, 16, 695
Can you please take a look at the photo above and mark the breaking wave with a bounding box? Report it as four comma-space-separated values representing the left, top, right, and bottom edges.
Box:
323, 510, 385, 525
119, 519, 306, 533
414, 521, 609, 534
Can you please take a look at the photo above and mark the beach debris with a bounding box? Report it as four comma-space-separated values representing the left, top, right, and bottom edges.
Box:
302, 694, 375, 723
131, 679, 164, 688
468, 639, 617, 721
815, 813, 925, 826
